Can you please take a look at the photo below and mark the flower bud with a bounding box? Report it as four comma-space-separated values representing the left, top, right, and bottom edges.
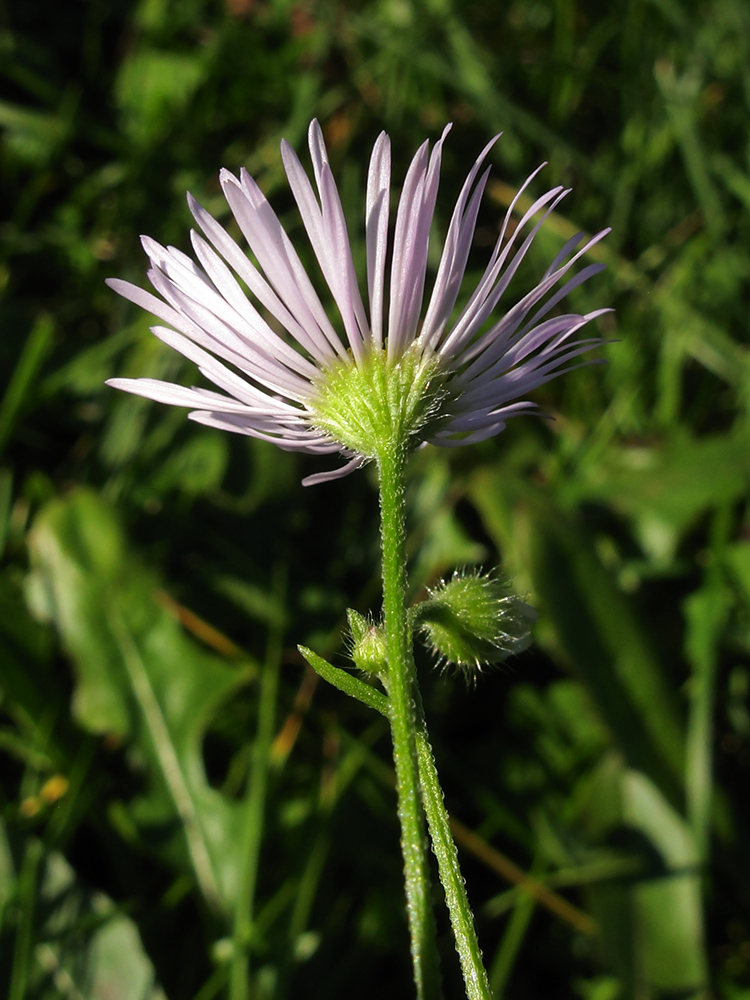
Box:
414, 572, 536, 671
347, 608, 388, 676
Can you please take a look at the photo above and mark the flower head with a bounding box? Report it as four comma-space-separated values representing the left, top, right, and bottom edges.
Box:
107, 120, 610, 485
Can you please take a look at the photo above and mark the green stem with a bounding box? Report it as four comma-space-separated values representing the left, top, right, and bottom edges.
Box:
377, 446, 442, 1000
414, 718, 492, 1000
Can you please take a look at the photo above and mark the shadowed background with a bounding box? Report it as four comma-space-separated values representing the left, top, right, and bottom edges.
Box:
1, 0, 749, 997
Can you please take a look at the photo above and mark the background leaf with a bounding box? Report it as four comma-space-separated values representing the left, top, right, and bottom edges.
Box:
27, 489, 252, 916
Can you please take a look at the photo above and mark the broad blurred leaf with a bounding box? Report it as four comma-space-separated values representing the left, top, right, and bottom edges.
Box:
150, 431, 228, 496
26, 489, 251, 915
115, 48, 210, 146
2, 827, 167, 1000
572, 432, 750, 563
0, 100, 70, 166
621, 770, 707, 996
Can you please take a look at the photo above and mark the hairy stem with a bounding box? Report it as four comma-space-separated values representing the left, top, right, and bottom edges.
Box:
377, 445, 442, 1000
414, 708, 492, 1000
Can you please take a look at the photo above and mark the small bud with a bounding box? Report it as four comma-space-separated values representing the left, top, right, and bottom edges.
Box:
414, 572, 536, 672
347, 608, 388, 676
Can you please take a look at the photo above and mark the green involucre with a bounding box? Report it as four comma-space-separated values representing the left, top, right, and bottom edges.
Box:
310, 345, 446, 460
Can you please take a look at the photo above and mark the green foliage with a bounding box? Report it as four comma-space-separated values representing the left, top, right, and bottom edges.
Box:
2, 0, 750, 997
2, 833, 166, 1000
26, 488, 253, 914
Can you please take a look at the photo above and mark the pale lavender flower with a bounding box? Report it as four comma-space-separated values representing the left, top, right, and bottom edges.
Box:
107, 120, 610, 485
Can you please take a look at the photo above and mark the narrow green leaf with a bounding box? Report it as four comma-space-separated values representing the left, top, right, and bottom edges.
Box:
297, 646, 389, 716
684, 572, 732, 860
0, 469, 12, 559
0, 313, 54, 459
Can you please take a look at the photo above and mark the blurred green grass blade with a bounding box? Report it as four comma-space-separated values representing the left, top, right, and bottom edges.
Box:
655, 59, 726, 236
487, 882, 537, 998
0, 313, 54, 460
621, 770, 708, 997
656, 291, 750, 391
43, 327, 136, 397
26, 488, 253, 916
281, 719, 379, 977
648, 0, 690, 30
287, 830, 328, 962
0, 469, 12, 559
132, 0, 171, 31
193, 966, 229, 1000
231, 568, 285, 1000
469, 469, 685, 794
0, 816, 14, 930
9, 838, 43, 1000
107, 604, 229, 912
713, 153, 750, 211
684, 582, 728, 851
213, 574, 287, 630
398, 0, 584, 164
684, 511, 732, 860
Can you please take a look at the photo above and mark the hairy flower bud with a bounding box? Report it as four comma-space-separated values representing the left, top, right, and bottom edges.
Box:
413, 572, 536, 671
347, 608, 388, 676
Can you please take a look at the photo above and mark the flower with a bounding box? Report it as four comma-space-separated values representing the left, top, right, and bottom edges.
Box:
107, 120, 610, 485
